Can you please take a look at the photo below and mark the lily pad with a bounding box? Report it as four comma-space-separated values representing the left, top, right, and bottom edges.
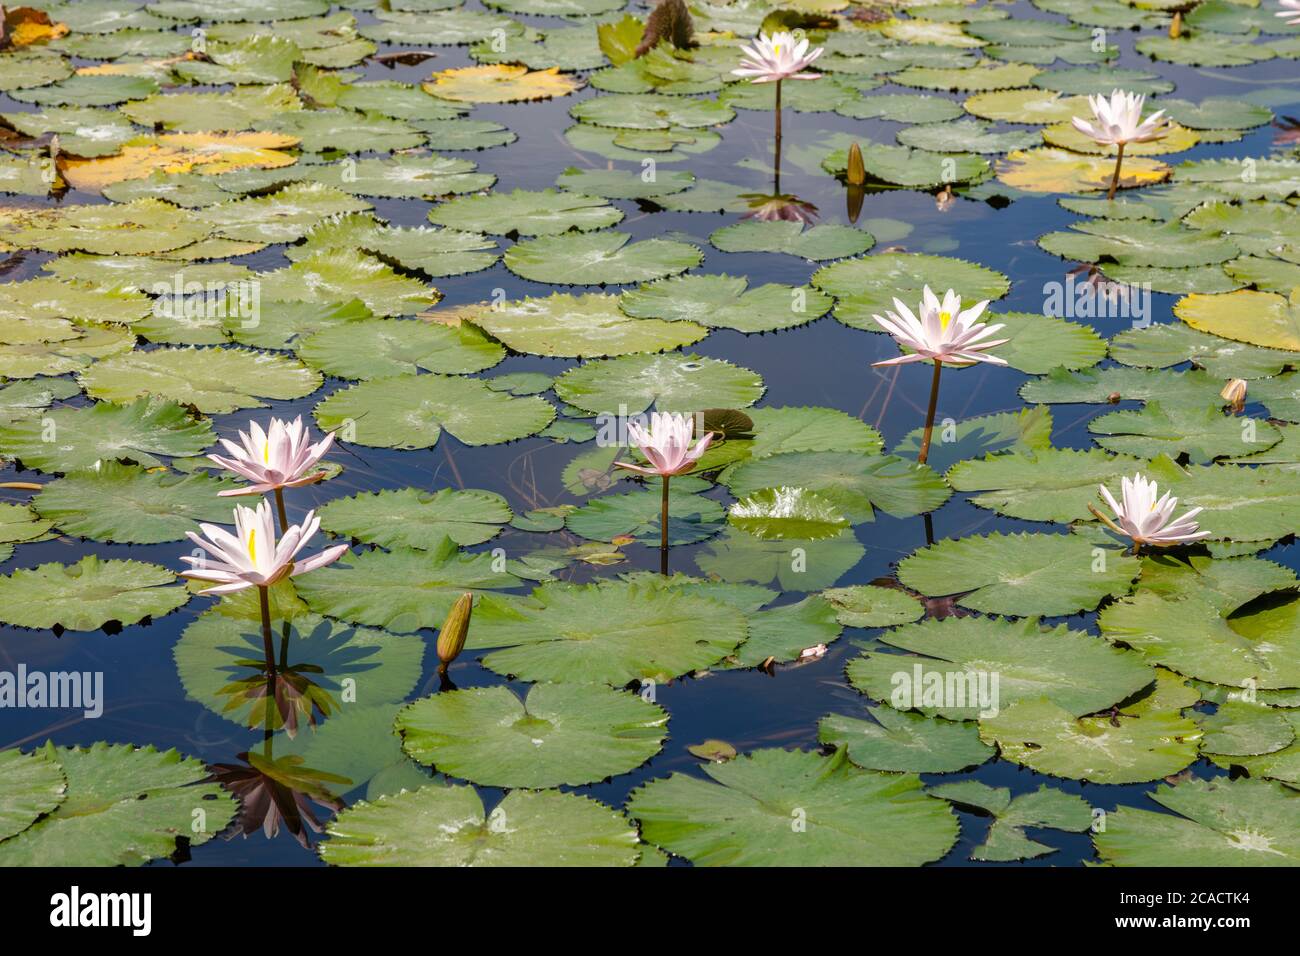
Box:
0, 555, 187, 631
318, 487, 511, 549
396, 683, 667, 788
710, 221, 874, 261
0, 748, 66, 843
555, 352, 764, 415
819, 707, 994, 773
627, 747, 958, 866
929, 781, 1093, 861
428, 187, 622, 236
504, 232, 702, 286
321, 786, 639, 867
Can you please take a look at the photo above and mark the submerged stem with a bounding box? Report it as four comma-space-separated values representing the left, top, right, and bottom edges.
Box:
1107, 141, 1126, 201
917, 360, 943, 466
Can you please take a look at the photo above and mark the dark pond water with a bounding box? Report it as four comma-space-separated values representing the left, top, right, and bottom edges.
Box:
2, 0, 1299, 867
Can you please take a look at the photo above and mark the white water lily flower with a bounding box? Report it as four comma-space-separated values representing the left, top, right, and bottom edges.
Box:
209, 416, 334, 497
1278, 0, 1300, 25
616, 412, 714, 477
1071, 89, 1170, 146
181, 499, 348, 595
1096, 474, 1211, 548
731, 31, 823, 83
871, 286, 1008, 367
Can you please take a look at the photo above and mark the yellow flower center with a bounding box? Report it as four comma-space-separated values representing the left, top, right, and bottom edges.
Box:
247, 528, 257, 562
262, 441, 270, 464
939, 310, 953, 330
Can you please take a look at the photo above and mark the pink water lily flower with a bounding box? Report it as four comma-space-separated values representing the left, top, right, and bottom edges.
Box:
181, 499, 348, 596
872, 286, 1008, 367
1277, 0, 1300, 25
616, 412, 714, 477
732, 31, 823, 83
1094, 474, 1211, 549
210, 416, 335, 497
1071, 89, 1170, 147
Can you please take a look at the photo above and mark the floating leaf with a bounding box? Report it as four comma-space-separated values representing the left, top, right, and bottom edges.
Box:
505, 231, 701, 285
813, 252, 1010, 330
820, 707, 994, 773
628, 747, 958, 866
620, 274, 830, 333
396, 683, 667, 788
0, 743, 235, 866
929, 781, 1092, 861
0, 554, 186, 631
898, 532, 1139, 616
322, 786, 639, 867
710, 221, 874, 261
997, 148, 1170, 194
428, 187, 622, 236
566, 489, 725, 546
555, 352, 763, 415
0, 748, 65, 843
298, 318, 504, 379
318, 487, 511, 549
424, 64, 583, 103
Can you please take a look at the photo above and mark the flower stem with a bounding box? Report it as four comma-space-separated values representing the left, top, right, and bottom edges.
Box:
660, 474, 670, 576
917, 360, 943, 466
773, 78, 783, 195
1107, 141, 1126, 201
272, 486, 289, 537
258, 584, 277, 681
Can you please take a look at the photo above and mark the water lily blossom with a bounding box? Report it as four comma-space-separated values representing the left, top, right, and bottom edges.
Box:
181, 499, 347, 597
872, 287, 1007, 465
616, 412, 714, 574
732, 31, 823, 83
732, 31, 824, 195
1091, 474, 1211, 553
210, 416, 334, 498
872, 286, 1008, 368
1278, 0, 1300, 25
1071, 89, 1170, 199
616, 412, 714, 478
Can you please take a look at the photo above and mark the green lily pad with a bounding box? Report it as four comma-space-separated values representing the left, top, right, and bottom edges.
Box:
819, 707, 994, 773
465, 580, 747, 685
724, 451, 950, 523
723, 594, 844, 669
837, 92, 965, 123
396, 683, 667, 788
627, 747, 959, 866
298, 318, 504, 379
898, 532, 1139, 616
455, 292, 705, 358
295, 538, 522, 634
428, 187, 622, 235
1088, 401, 1279, 463
946, 447, 1145, 523
314, 373, 554, 449
80, 347, 322, 415
1039, 219, 1240, 268
1094, 776, 1300, 866
822, 585, 924, 628
894, 406, 1053, 473
847, 614, 1154, 719
257, 249, 440, 317
929, 781, 1093, 861
0, 743, 235, 867
0, 748, 66, 842
569, 93, 735, 129
695, 526, 865, 591
555, 166, 694, 200
0, 555, 187, 631
504, 232, 702, 286
0, 397, 215, 473
729, 487, 849, 541
318, 487, 511, 549
620, 274, 831, 333
1111, 322, 1300, 379
566, 489, 725, 546
979, 670, 1201, 784
813, 252, 1010, 330
1197, 700, 1296, 757
709, 221, 874, 261
33, 462, 238, 544
321, 786, 639, 867
555, 352, 764, 415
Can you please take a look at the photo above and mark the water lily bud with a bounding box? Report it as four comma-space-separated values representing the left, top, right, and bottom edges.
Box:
437, 592, 474, 670
846, 142, 865, 186
1221, 378, 1247, 413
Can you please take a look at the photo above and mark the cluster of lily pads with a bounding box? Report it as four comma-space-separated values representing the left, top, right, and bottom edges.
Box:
1, 0, 1300, 867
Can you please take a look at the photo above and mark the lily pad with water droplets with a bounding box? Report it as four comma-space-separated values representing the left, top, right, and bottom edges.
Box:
396, 683, 667, 788
1094, 776, 1300, 866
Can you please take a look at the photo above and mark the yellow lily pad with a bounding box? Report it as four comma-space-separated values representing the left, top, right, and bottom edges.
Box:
1175, 289, 1300, 352
423, 64, 584, 104
996, 147, 1170, 194
60, 131, 300, 191
1041, 121, 1200, 156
